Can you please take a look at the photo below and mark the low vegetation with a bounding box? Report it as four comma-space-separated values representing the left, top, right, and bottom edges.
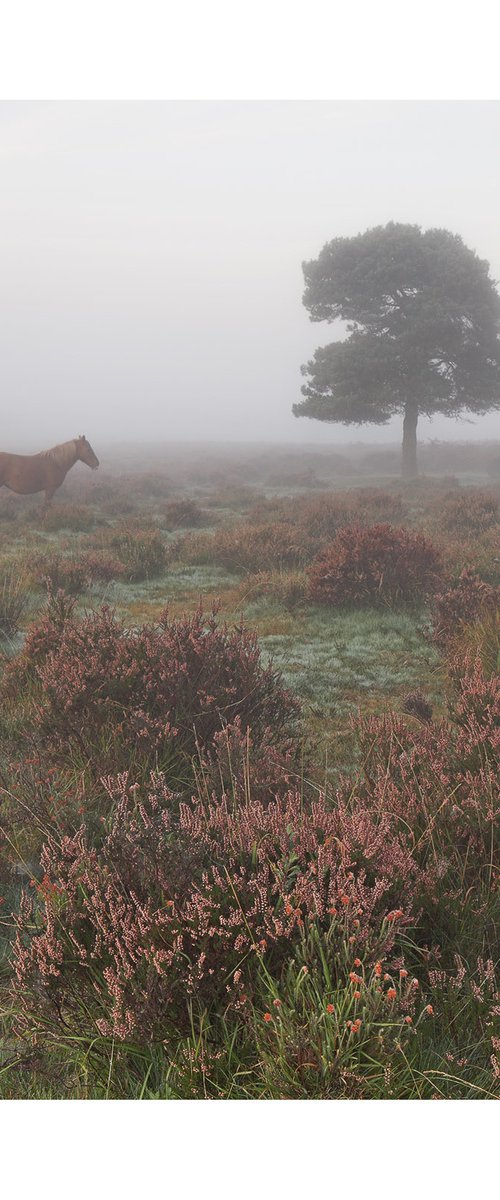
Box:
0, 442, 498, 1099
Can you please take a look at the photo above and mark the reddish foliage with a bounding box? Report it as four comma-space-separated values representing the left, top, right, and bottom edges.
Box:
427, 488, 499, 536
298, 489, 406, 541
11, 771, 415, 1043
432, 569, 500, 649
307, 523, 442, 606
5, 602, 300, 773
9, 660, 498, 1047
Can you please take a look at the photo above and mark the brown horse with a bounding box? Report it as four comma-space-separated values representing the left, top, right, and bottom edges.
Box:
0, 435, 99, 507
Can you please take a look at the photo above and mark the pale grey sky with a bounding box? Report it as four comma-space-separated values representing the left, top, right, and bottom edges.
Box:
1, 100, 500, 450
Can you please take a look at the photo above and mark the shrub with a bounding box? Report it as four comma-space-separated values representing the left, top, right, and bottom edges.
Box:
40, 505, 97, 532
180, 521, 314, 573
428, 488, 499, 536
5, 603, 300, 776
298, 490, 406, 542
10, 770, 418, 1048
102, 527, 170, 580
163, 498, 209, 530
235, 570, 308, 610
307, 524, 442, 607
432, 569, 500, 650
29, 551, 126, 595
345, 659, 499, 897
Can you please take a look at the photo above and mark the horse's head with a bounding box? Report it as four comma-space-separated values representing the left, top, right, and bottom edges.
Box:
76, 435, 99, 470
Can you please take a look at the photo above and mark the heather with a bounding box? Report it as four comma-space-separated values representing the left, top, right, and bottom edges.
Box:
0, 445, 498, 1099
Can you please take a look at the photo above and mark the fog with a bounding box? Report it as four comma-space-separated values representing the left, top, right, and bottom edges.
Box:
1, 100, 500, 452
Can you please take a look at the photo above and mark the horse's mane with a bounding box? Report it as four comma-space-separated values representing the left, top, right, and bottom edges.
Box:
39, 439, 78, 469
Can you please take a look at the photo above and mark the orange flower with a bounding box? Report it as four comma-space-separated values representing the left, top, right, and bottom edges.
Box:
353, 958, 362, 967
263, 1012, 272, 1023
326, 1003, 335, 1014
426, 1004, 434, 1015
387, 909, 404, 922
400, 969, 408, 978
352, 1019, 362, 1034
374, 961, 383, 977
354, 990, 361, 1000
328, 906, 337, 916
404, 1016, 412, 1025
387, 988, 397, 1001
349, 972, 361, 984
340, 895, 350, 906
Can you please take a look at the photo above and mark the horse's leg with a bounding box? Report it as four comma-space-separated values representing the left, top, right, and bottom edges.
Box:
42, 487, 55, 516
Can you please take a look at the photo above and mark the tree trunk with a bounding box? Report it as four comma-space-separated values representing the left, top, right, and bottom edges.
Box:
402, 403, 418, 480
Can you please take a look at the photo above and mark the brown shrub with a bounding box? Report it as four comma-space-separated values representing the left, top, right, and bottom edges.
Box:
307, 524, 443, 607
432, 569, 500, 650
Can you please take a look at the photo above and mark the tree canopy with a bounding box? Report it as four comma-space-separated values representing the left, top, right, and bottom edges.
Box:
294, 222, 500, 477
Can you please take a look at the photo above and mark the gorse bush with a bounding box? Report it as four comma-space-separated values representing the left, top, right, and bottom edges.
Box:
307, 523, 443, 607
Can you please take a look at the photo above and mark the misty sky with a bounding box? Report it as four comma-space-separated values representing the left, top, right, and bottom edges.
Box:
1, 100, 500, 451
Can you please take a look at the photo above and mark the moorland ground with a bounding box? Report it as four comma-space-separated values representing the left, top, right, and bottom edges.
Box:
0, 440, 498, 1099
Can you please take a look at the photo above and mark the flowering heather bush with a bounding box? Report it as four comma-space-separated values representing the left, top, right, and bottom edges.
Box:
6, 655, 499, 1085
5, 603, 300, 776
432, 569, 500, 650
307, 523, 443, 607
29, 551, 126, 595
345, 660, 499, 896
427, 487, 499, 536
11, 771, 419, 1045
